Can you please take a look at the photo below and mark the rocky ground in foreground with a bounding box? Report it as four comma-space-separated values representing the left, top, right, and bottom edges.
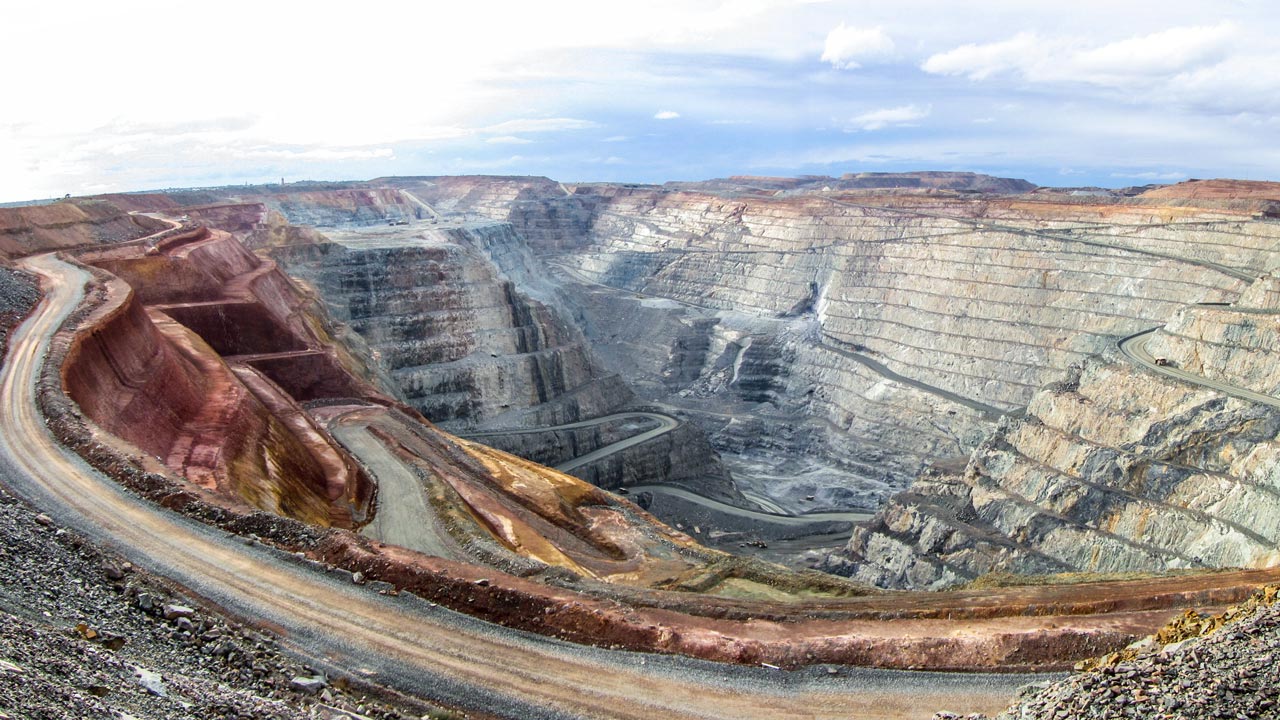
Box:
0, 267, 38, 357
984, 586, 1280, 720
0, 482, 454, 720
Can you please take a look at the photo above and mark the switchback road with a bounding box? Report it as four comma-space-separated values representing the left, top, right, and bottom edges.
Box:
460, 411, 679, 472
630, 485, 872, 527
0, 253, 1041, 719
326, 407, 462, 560
1119, 327, 1280, 409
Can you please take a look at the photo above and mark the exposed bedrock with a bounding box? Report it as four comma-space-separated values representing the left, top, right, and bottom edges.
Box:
66, 228, 376, 527
1140, 272, 1280, 397
836, 300, 1280, 588
395, 177, 1279, 511
263, 219, 744, 499
262, 188, 419, 227
0, 199, 167, 260
269, 223, 634, 428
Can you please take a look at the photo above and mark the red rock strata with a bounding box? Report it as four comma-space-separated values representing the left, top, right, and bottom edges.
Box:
25, 217, 1275, 673
63, 227, 375, 527
0, 200, 166, 260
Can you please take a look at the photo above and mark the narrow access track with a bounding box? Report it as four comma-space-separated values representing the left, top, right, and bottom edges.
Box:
459, 411, 679, 473
464, 412, 875, 536
0, 253, 1043, 719
629, 485, 872, 526
399, 189, 443, 220
818, 335, 1010, 421
326, 408, 462, 560
1119, 328, 1280, 409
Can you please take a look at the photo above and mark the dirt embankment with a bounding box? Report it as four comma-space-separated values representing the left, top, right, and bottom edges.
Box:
1140, 179, 1280, 202
0, 200, 166, 260
59, 229, 375, 529
0, 267, 40, 360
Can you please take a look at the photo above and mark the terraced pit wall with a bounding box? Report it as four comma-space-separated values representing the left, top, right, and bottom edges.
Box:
64, 231, 375, 528
266, 219, 739, 499
394, 177, 1276, 514
0, 199, 168, 260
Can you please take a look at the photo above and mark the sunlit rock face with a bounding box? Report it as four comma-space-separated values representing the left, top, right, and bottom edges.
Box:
389, 175, 1279, 518
269, 222, 634, 429
65, 228, 377, 527
71, 175, 1280, 590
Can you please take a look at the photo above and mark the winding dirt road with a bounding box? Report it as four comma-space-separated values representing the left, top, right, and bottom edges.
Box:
461, 411, 680, 473
1120, 327, 1280, 408
0, 253, 1044, 719
463, 412, 873, 532
629, 484, 872, 527
326, 407, 463, 560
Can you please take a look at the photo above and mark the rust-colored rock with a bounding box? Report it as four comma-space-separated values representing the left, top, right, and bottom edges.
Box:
63, 226, 376, 528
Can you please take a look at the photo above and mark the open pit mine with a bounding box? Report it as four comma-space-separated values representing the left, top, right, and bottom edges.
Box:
4, 173, 1280, 719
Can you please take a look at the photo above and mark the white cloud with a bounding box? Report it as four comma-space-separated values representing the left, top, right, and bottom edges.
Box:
654, 110, 681, 120
920, 32, 1042, 80
850, 104, 931, 131
482, 117, 601, 134
922, 22, 1238, 87
821, 24, 895, 70
486, 135, 534, 145
1073, 23, 1235, 77
1109, 171, 1188, 180
601, 135, 630, 142
1168, 52, 1280, 113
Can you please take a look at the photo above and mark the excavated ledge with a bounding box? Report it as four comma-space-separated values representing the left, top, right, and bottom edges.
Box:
24, 181, 1280, 679
21, 251, 1272, 673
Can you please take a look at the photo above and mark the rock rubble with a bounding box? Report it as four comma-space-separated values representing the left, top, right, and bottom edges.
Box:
999, 587, 1280, 720
0, 483, 446, 720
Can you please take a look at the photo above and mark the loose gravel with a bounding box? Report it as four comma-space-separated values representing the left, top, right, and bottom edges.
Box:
995, 592, 1280, 720
0, 266, 39, 358
0, 483, 454, 720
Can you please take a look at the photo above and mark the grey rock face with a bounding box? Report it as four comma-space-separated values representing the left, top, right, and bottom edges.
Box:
837, 335, 1280, 588
273, 223, 634, 428
271, 221, 739, 496
405, 178, 1280, 515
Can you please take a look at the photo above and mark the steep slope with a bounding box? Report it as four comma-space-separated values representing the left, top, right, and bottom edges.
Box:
393, 177, 1275, 514
65, 228, 376, 527
268, 222, 634, 428
263, 220, 740, 499
0, 199, 167, 259
838, 263, 1280, 588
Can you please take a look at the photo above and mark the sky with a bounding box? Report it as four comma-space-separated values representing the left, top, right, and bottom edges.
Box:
3, 0, 1279, 202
